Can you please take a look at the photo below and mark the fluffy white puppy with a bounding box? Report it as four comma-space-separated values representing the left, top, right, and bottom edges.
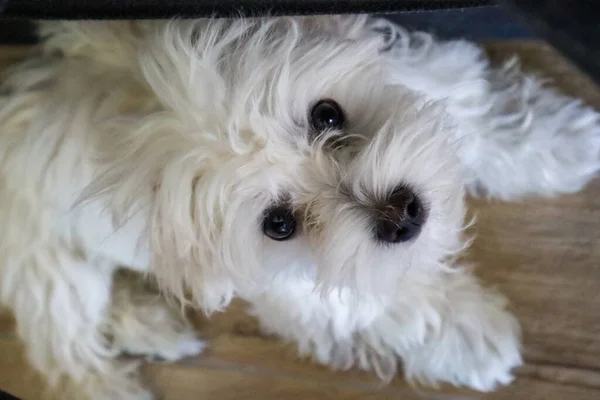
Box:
0, 15, 598, 399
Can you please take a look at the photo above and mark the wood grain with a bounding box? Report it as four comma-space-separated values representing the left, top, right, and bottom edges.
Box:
1, 41, 600, 399
0, 340, 47, 400
0, 46, 32, 72
144, 363, 428, 400
468, 180, 600, 372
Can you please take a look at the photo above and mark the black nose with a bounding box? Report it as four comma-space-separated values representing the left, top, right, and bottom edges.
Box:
374, 186, 426, 244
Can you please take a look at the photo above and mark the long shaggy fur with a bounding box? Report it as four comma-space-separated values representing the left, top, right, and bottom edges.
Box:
0, 15, 598, 399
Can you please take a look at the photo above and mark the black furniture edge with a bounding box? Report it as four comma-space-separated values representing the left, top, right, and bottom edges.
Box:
0, 0, 597, 84
0, 4, 534, 44
0, 388, 20, 400
0, 0, 492, 20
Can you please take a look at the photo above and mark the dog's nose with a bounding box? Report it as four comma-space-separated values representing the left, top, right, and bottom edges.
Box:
374, 186, 426, 243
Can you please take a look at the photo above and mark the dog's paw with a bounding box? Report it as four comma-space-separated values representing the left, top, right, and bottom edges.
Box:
403, 298, 522, 392
118, 328, 207, 363
146, 335, 207, 362
443, 315, 522, 392
108, 270, 207, 363
108, 297, 207, 363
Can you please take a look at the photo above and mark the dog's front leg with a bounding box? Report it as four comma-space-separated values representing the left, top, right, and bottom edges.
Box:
371, 268, 523, 392
248, 268, 521, 392
107, 269, 206, 363
0, 242, 153, 400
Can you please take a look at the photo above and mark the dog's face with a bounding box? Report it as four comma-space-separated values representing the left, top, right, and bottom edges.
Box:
107, 17, 468, 310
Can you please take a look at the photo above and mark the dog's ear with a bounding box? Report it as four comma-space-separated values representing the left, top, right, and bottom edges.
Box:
37, 21, 145, 70
138, 20, 229, 124
36, 20, 230, 126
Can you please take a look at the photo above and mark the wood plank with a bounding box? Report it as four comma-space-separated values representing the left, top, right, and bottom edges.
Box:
487, 377, 600, 400
516, 364, 600, 391
143, 362, 431, 400
0, 308, 15, 337
466, 180, 600, 371
0, 339, 47, 400
0, 46, 32, 72
0, 334, 453, 400
2, 335, 600, 400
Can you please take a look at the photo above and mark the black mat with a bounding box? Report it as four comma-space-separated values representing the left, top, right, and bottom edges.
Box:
0, 0, 597, 84
0, 389, 20, 400
0, 0, 492, 19
0, 4, 533, 45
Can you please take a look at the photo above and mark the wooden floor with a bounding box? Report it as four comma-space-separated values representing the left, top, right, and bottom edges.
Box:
1, 41, 599, 400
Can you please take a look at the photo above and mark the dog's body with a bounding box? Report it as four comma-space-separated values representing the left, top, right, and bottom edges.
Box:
0, 16, 598, 399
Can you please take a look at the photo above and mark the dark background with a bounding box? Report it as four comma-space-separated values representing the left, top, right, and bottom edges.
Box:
0, 2, 534, 44
0, 2, 597, 89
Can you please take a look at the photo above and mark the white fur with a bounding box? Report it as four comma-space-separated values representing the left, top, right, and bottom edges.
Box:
0, 15, 597, 399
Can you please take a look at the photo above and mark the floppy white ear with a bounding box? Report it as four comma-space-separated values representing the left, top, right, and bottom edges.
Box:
137, 20, 231, 123
374, 17, 600, 200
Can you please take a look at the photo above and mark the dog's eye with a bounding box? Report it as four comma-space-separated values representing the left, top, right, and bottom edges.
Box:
310, 99, 345, 132
262, 206, 296, 241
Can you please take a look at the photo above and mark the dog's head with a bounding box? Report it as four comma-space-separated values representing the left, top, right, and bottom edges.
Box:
88, 16, 468, 311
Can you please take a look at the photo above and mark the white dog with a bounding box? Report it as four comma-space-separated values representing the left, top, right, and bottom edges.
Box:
0, 15, 598, 399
